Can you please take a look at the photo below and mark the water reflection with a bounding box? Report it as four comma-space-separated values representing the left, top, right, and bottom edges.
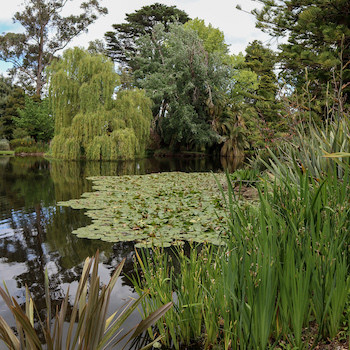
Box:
0, 155, 239, 348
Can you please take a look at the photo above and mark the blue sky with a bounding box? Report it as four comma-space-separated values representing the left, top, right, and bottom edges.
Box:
0, 21, 22, 75
0, 0, 273, 76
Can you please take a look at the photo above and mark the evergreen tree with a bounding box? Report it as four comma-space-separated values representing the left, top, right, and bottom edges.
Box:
104, 3, 190, 69
250, 0, 350, 109
13, 96, 53, 142
134, 23, 230, 151
184, 18, 229, 57
2, 87, 25, 140
48, 47, 152, 160
0, 75, 14, 138
244, 40, 281, 122
0, 0, 107, 96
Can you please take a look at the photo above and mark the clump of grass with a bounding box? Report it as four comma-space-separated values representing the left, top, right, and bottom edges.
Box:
132, 244, 223, 349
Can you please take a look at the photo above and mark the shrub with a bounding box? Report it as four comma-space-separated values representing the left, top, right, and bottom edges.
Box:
0, 139, 10, 151
10, 138, 49, 153
9, 137, 35, 150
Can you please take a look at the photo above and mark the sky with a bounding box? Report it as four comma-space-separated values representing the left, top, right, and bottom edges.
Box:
0, 0, 275, 76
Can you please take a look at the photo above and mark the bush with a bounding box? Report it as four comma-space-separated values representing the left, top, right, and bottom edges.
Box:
10, 138, 49, 153
9, 137, 35, 150
0, 139, 10, 151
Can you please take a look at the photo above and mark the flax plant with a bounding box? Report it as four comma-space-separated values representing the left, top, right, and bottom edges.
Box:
0, 251, 172, 350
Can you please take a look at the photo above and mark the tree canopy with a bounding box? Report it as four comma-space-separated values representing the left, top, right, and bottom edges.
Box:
0, 75, 14, 137
1, 87, 25, 140
134, 23, 231, 151
48, 47, 152, 160
251, 0, 350, 108
244, 40, 281, 122
0, 0, 108, 96
184, 18, 229, 57
104, 3, 190, 68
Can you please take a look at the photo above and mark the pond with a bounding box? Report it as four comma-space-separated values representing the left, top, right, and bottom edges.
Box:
0, 155, 238, 349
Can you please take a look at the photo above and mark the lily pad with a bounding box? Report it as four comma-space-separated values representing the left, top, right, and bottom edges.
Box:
58, 172, 228, 247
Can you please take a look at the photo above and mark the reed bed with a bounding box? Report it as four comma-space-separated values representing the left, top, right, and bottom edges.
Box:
132, 112, 350, 349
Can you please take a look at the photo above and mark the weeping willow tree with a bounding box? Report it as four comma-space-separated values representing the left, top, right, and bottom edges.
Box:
48, 47, 152, 160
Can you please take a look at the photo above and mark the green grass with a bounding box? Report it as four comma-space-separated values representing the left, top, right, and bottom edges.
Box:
0, 150, 15, 156
131, 166, 350, 349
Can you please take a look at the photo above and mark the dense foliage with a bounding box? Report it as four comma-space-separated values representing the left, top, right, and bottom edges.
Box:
251, 0, 350, 111
0, 75, 14, 138
0, 1, 348, 154
134, 23, 230, 151
13, 96, 53, 142
48, 47, 152, 160
105, 3, 190, 69
1, 87, 25, 140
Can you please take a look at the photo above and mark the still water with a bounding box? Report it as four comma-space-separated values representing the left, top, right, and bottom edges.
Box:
0, 156, 236, 348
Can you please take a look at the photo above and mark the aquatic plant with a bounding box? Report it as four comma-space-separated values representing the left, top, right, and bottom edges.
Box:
132, 166, 350, 349
58, 172, 228, 247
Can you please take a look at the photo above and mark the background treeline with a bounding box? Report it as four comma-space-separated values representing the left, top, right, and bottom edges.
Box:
0, 0, 348, 159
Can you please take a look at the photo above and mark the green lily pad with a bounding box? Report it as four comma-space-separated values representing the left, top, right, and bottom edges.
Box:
58, 172, 228, 246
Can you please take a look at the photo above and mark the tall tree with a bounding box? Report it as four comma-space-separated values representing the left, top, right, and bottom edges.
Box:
134, 23, 230, 151
13, 95, 53, 142
2, 87, 25, 140
104, 3, 190, 69
0, 0, 108, 96
249, 0, 350, 109
184, 18, 229, 57
244, 40, 281, 122
0, 75, 14, 137
48, 47, 152, 160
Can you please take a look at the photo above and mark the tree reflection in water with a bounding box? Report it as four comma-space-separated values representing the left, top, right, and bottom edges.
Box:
0, 155, 232, 347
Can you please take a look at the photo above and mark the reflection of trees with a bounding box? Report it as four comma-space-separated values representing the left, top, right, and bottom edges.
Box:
0, 157, 53, 222
45, 206, 114, 269
220, 156, 244, 173
1, 155, 230, 341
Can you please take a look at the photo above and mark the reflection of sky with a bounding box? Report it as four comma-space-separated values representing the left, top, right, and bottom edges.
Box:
0, 157, 227, 348
0, 221, 14, 239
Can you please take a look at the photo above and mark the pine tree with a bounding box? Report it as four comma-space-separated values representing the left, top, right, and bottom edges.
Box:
250, 0, 350, 110
104, 3, 190, 69
245, 40, 281, 123
0, 75, 14, 138
2, 87, 25, 139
